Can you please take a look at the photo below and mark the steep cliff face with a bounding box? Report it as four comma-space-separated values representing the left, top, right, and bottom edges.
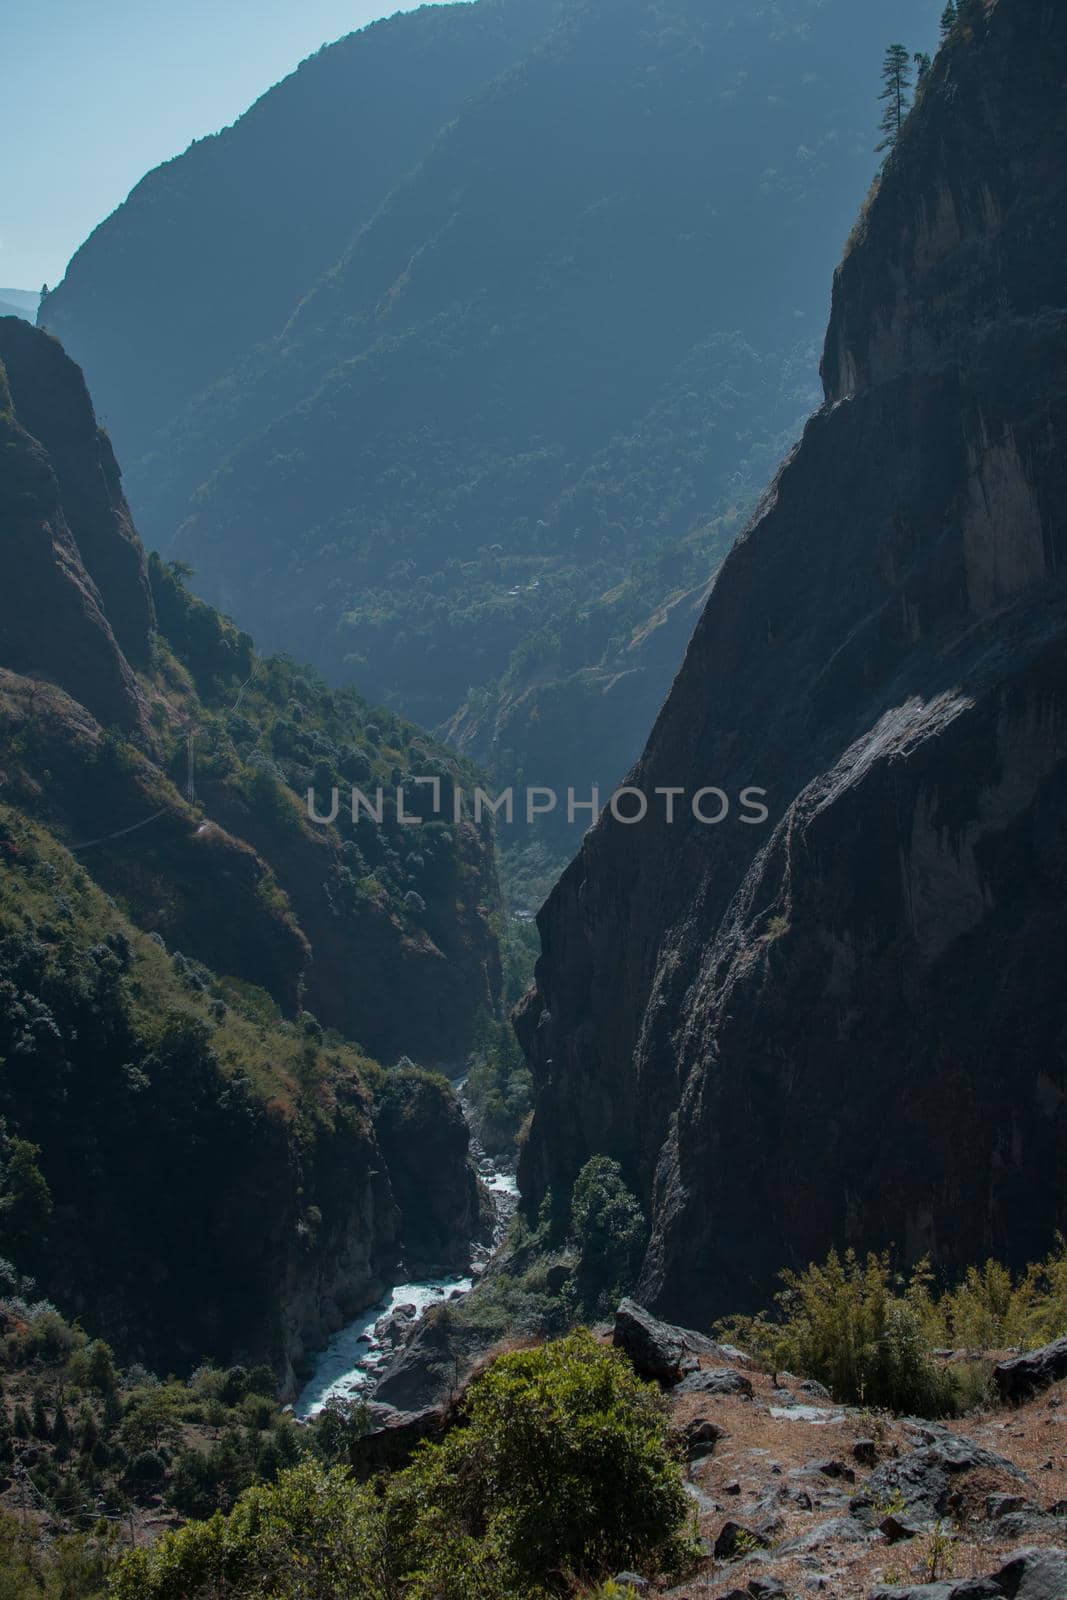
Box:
0, 319, 150, 731
0, 317, 155, 665
518, 0, 1067, 1324
0, 323, 501, 1069
0, 801, 400, 1385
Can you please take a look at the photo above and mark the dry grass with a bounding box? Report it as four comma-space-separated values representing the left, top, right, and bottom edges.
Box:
656, 1353, 1067, 1599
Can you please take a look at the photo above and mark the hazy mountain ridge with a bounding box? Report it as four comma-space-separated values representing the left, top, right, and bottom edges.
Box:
40, 0, 562, 464
40, 0, 940, 863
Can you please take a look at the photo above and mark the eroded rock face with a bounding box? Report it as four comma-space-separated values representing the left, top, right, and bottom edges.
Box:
851, 1430, 1027, 1530
517, 1, 1067, 1324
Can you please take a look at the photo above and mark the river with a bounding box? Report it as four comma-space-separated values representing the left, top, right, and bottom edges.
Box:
294, 1082, 517, 1419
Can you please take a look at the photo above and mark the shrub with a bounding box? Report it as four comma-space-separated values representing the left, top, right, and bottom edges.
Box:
67, 1340, 118, 1395
114, 1331, 697, 1599
723, 1241, 1067, 1416
923, 1239, 1067, 1351
113, 1463, 385, 1600
127, 1449, 166, 1484
388, 1329, 696, 1593
718, 1249, 957, 1414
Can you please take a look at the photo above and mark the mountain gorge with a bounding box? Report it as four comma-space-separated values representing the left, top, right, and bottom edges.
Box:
3, 0, 1067, 1594
41, 0, 941, 876
0, 316, 497, 1379
518, 0, 1067, 1325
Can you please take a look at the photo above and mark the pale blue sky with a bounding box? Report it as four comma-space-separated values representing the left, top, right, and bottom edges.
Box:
4, 0, 454, 292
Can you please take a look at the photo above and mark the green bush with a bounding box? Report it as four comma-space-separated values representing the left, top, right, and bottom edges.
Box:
923, 1239, 1067, 1350
718, 1249, 958, 1414
721, 1240, 1067, 1415
0, 1508, 117, 1599
388, 1329, 696, 1594
112, 1330, 696, 1599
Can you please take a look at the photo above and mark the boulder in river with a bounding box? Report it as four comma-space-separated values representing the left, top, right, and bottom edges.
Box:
373, 1303, 492, 1412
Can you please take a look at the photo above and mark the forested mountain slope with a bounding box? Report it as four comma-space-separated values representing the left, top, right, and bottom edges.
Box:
40, 0, 559, 466
0, 319, 497, 1375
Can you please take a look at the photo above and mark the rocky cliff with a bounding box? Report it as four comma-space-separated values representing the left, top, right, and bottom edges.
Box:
518, 0, 1067, 1325
0, 318, 151, 732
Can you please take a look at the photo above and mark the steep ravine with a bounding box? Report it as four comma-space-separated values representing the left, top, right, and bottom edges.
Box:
518, 0, 1067, 1325
294, 1081, 518, 1416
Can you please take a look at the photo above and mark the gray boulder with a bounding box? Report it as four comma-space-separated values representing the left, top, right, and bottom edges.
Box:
714, 1520, 773, 1559
613, 1298, 743, 1383
852, 1432, 1027, 1529
350, 1403, 444, 1474
868, 1544, 1067, 1599
373, 1304, 489, 1411
683, 1416, 729, 1459
993, 1337, 1067, 1403
676, 1367, 755, 1398
716, 1581, 788, 1600
778, 1516, 877, 1555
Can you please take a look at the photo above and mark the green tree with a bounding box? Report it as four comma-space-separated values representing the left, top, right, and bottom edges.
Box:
914, 50, 932, 82
569, 1155, 648, 1316
940, 1, 958, 38
877, 44, 913, 153
0, 1137, 53, 1256
68, 1338, 118, 1395
51, 1404, 72, 1459
31, 1387, 50, 1439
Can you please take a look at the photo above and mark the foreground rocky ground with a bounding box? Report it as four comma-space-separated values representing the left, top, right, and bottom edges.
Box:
606, 1304, 1067, 1600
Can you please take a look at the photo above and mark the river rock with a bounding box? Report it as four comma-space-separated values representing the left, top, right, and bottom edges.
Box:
373, 1302, 491, 1412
